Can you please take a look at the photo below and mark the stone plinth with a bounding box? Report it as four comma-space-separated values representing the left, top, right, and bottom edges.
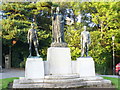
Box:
13, 75, 112, 88
13, 57, 113, 89
77, 57, 95, 77
13, 74, 85, 88
51, 42, 67, 47
47, 47, 72, 75
25, 57, 44, 79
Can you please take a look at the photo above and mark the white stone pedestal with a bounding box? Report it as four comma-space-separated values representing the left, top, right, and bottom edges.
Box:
77, 57, 95, 77
47, 47, 72, 75
25, 57, 44, 79
13, 56, 112, 89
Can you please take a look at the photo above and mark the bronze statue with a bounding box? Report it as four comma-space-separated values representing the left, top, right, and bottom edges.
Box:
51, 7, 68, 47
81, 26, 91, 57
27, 23, 40, 57
51, 7, 67, 47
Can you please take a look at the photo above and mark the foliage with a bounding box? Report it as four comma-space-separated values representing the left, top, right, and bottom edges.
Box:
2, 2, 52, 43
65, 24, 82, 60
102, 76, 120, 89
2, 2, 120, 74
2, 2, 52, 67
63, 2, 120, 74
0, 77, 19, 89
86, 2, 120, 74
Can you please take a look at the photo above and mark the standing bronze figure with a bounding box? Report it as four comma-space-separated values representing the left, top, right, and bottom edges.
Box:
27, 23, 40, 57
81, 26, 91, 57
51, 7, 67, 47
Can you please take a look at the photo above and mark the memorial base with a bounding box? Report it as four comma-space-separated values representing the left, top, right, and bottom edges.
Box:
47, 47, 72, 75
13, 75, 112, 88
77, 57, 95, 77
51, 42, 67, 47
13, 54, 113, 89
25, 57, 44, 79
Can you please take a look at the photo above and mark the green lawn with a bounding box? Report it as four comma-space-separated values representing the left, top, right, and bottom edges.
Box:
0, 77, 19, 90
102, 76, 120, 90
0, 77, 119, 89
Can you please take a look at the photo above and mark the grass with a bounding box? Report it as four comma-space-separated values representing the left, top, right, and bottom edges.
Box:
0, 77, 119, 89
102, 76, 120, 90
0, 77, 19, 90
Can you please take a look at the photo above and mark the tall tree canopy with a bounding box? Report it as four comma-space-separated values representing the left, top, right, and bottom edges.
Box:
58, 2, 120, 74
2, 2, 52, 67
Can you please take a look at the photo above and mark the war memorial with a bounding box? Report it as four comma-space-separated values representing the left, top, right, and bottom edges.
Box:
12, 7, 112, 89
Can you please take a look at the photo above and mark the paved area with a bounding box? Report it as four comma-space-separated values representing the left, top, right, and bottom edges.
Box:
98, 75, 120, 78
0, 68, 119, 79
0, 68, 25, 79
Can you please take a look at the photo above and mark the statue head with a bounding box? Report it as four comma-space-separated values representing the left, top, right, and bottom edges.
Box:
56, 7, 60, 14
84, 26, 87, 31
31, 23, 35, 28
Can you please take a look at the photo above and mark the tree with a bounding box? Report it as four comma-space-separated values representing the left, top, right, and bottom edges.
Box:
2, 2, 52, 67
86, 2, 120, 74
2, 2, 120, 74
62, 2, 120, 74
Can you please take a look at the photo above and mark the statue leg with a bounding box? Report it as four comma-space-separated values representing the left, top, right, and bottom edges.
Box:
56, 35, 59, 43
29, 42, 32, 57
60, 37, 62, 43
61, 27, 64, 42
54, 35, 57, 43
59, 34, 62, 43
35, 48, 40, 56
34, 40, 40, 57
58, 36, 61, 43
81, 49, 84, 57
86, 43, 89, 56
81, 43, 85, 57
85, 43, 88, 57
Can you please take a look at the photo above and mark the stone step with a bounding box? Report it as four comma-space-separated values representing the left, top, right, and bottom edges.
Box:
13, 80, 112, 89
44, 74, 80, 79
13, 83, 86, 88
13, 81, 112, 89
19, 76, 103, 80
13, 80, 86, 88
18, 77, 83, 84
13, 78, 112, 89
81, 76, 103, 81
17, 76, 105, 85
44, 78, 83, 83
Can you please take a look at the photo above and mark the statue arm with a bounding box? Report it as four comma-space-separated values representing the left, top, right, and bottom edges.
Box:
27, 30, 30, 43
88, 33, 91, 44
35, 30, 39, 45
81, 33, 83, 49
60, 16, 65, 24
60, 19, 64, 23
65, 17, 74, 25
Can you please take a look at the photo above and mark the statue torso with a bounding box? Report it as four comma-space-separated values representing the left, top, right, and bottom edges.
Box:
81, 31, 90, 43
29, 29, 37, 39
